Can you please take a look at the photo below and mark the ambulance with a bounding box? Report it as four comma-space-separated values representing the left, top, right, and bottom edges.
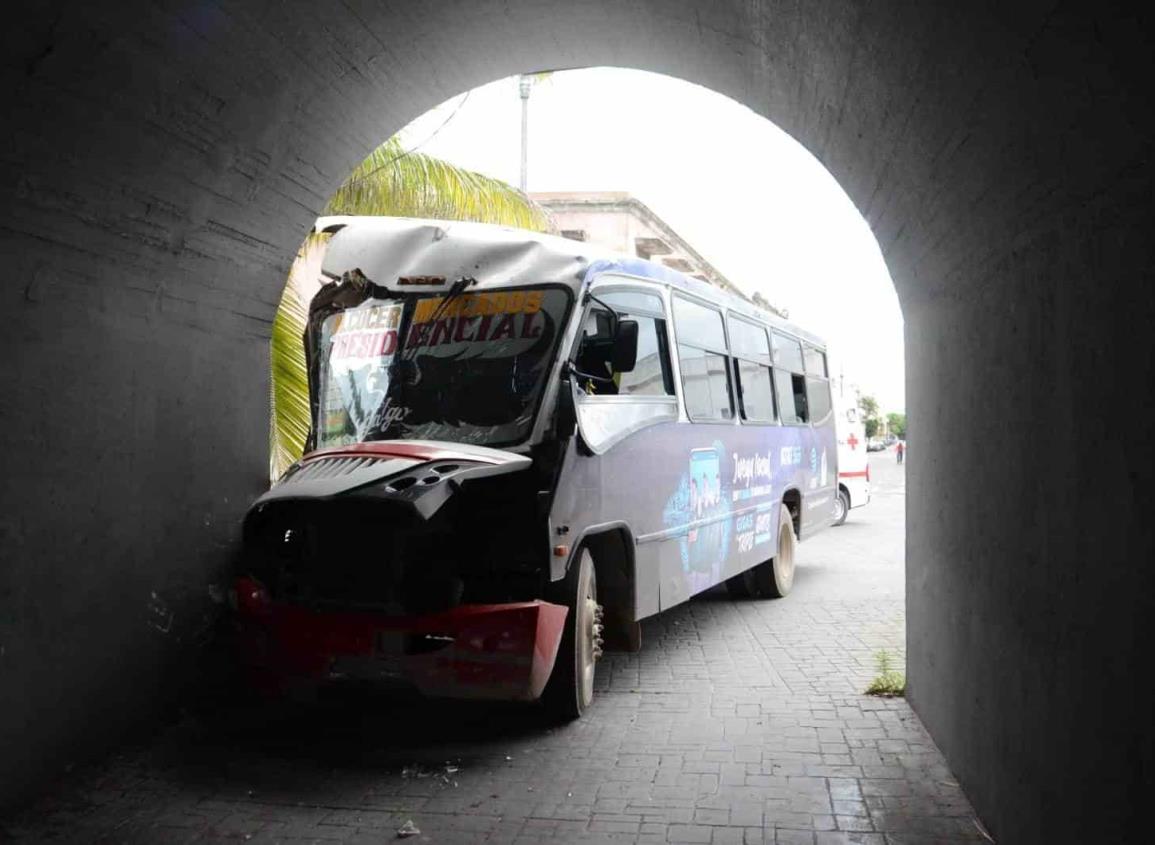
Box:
833, 395, 870, 525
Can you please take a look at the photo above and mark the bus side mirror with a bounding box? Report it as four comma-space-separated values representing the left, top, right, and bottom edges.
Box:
611, 320, 638, 373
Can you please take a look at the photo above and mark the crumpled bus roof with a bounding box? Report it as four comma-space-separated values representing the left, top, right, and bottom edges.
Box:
315, 216, 826, 348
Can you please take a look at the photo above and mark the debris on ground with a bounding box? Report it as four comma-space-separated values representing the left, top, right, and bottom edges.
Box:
396, 819, 420, 838
400, 760, 461, 786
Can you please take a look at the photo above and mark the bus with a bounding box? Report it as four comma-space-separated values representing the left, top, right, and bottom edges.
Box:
234, 217, 838, 718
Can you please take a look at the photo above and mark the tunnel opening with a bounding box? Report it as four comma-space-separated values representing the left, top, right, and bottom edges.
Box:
229, 62, 920, 829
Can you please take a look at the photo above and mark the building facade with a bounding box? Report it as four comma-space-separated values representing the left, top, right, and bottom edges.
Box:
531, 191, 783, 316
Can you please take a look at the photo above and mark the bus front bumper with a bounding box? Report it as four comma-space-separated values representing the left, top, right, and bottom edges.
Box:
232, 577, 568, 702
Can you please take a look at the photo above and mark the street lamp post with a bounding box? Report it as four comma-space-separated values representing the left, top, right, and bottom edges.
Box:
519, 75, 532, 192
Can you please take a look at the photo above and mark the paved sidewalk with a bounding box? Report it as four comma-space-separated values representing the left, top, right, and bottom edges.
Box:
2, 457, 986, 843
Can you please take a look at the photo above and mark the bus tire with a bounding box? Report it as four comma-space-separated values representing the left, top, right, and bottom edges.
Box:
725, 568, 758, 599
833, 489, 850, 526
753, 505, 796, 598
543, 549, 601, 720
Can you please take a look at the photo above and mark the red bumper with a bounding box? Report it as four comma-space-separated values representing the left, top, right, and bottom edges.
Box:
233, 578, 568, 702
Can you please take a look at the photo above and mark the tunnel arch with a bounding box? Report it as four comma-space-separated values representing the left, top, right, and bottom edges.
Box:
1, 2, 1152, 840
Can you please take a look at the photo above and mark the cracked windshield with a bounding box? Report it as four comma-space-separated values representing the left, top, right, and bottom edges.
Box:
316, 286, 571, 448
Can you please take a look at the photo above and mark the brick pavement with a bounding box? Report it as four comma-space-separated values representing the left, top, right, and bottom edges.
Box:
2, 456, 987, 844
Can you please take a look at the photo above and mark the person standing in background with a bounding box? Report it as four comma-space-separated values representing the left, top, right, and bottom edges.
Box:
896, 440, 905, 464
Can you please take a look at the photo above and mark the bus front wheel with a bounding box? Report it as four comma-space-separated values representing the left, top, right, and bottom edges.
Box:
543, 549, 602, 720
753, 506, 796, 598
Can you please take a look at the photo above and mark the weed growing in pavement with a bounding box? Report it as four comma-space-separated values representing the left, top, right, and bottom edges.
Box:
865, 649, 906, 697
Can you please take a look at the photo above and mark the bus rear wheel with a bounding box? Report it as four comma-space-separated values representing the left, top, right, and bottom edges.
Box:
543, 549, 602, 720
753, 505, 796, 598
832, 489, 850, 526
725, 568, 758, 599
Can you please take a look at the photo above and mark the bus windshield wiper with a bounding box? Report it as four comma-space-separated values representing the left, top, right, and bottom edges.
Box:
383, 277, 479, 435
399, 276, 478, 365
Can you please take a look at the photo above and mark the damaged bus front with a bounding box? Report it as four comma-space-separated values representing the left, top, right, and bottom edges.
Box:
234, 222, 611, 716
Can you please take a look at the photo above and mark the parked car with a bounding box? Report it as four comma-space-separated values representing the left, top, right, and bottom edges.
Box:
866, 438, 887, 452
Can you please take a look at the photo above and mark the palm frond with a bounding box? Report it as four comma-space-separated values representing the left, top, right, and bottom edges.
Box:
324, 137, 552, 231
269, 234, 327, 479
269, 139, 551, 479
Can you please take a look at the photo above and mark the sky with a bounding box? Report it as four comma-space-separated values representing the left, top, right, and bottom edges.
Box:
397, 68, 905, 413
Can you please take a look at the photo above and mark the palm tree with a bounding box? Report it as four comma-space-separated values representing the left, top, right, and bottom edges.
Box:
270, 136, 551, 478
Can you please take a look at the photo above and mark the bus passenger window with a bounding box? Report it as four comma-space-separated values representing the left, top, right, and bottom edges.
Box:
775, 369, 809, 424
728, 315, 775, 423
673, 296, 733, 422
678, 345, 732, 420
772, 332, 805, 373
772, 331, 809, 424
673, 296, 727, 349
806, 376, 832, 423
792, 374, 809, 422
804, 346, 828, 377
736, 359, 776, 422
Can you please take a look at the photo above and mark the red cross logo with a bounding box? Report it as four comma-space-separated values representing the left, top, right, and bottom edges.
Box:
847, 433, 860, 450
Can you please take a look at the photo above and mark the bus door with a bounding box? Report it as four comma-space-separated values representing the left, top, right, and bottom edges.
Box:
563, 280, 680, 620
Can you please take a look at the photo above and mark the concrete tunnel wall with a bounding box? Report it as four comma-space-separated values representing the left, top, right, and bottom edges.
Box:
0, 1, 1151, 839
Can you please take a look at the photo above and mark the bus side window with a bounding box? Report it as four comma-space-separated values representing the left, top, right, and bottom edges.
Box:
774, 370, 794, 422
775, 370, 809, 424
673, 296, 733, 422
570, 288, 680, 454
802, 344, 830, 423
771, 332, 804, 371
577, 291, 674, 397
806, 376, 832, 423
735, 360, 776, 421
791, 375, 809, 422
678, 346, 732, 419
728, 315, 776, 423
772, 332, 809, 424
804, 346, 828, 378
